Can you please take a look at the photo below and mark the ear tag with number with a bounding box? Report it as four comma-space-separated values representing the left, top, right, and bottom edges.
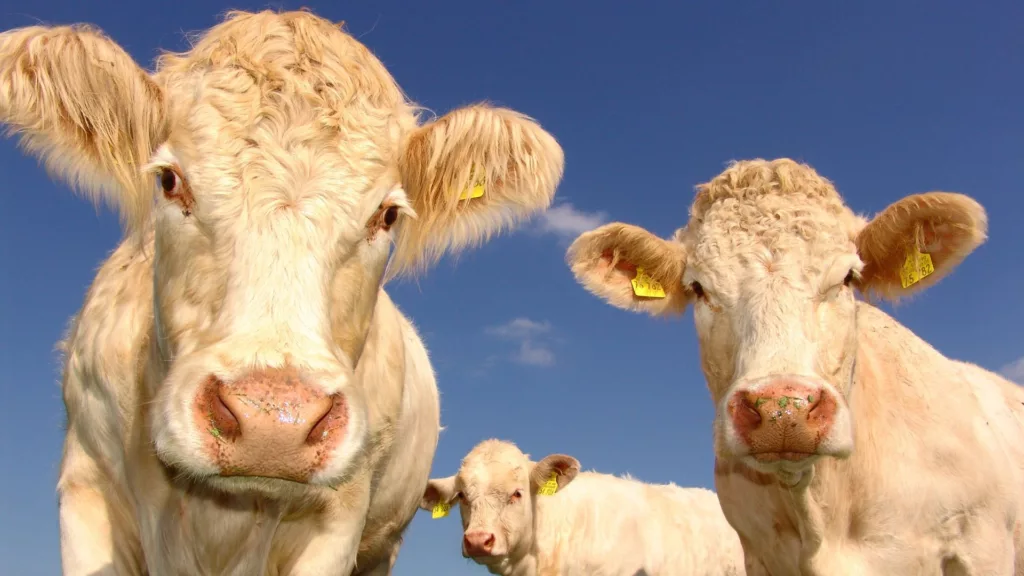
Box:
538, 472, 559, 496
631, 266, 666, 298
431, 501, 451, 519
899, 245, 935, 289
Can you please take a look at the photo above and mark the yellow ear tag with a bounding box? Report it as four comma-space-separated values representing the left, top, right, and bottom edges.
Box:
899, 245, 935, 289
457, 165, 486, 201
431, 501, 451, 519
537, 472, 559, 496
630, 267, 666, 299
458, 182, 485, 201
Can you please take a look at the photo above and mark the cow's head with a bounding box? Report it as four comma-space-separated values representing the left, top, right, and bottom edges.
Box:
419, 439, 579, 566
567, 159, 986, 479
0, 10, 563, 494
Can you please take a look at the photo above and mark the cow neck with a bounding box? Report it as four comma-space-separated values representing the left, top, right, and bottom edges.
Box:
160, 487, 287, 574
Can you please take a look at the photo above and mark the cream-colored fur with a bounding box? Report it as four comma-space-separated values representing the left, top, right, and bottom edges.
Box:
421, 439, 746, 576
566, 158, 1023, 575
1, 9, 563, 576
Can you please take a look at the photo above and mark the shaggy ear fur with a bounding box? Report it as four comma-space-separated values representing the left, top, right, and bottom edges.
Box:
0, 24, 167, 237
419, 476, 458, 511
530, 454, 580, 494
566, 222, 691, 317
855, 192, 987, 300
389, 104, 565, 278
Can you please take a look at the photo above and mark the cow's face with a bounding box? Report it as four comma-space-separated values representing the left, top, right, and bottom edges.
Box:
420, 440, 579, 566
567, 159, 987, 481
0, 10, 563, 495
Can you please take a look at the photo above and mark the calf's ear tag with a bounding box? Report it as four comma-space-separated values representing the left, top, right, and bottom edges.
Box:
631, 266, 666, 298
538, 472, 559, 496
431, 501, 451, 519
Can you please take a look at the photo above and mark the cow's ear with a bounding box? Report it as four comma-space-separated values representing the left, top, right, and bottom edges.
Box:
0, 24, 167, 237
566, 222, 691, 317
419, 475, 458, 511
855, 192, 987, 301
530, 454, 580, 494
389, 104, 564, 278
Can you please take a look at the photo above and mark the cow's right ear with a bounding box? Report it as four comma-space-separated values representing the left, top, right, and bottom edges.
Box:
566, 222, 690, 317
0, 24, 167, 237
419, 476, 458, 511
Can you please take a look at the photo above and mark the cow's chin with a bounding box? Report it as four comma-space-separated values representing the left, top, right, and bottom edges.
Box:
184, 472, 345, 501
464, 551, 508, 567
741, 452, 823, 481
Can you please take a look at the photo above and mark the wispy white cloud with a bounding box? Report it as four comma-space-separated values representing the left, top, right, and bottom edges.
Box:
485, 317, 556, 367
534, 202, 608, 240
484, 317, 551, 339
1000, 357, 1024, 384
515, 340, 556, 367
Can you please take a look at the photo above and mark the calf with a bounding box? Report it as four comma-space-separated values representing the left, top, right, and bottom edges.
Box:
0, 9, 564, 575
566, 158, 1024, 574
421, 439, 746, 576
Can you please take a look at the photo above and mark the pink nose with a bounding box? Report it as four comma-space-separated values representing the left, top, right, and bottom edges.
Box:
726, 377, 837, 462
463, 531, 496, 557
194, 367, 348, 482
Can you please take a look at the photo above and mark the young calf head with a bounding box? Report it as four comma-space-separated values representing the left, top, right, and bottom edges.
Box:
567, 159, 986, 479
420, 440, 580, 566
0, 11, 563, 494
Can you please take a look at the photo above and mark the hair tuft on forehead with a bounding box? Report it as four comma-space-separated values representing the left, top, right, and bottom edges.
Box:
690, 158, 845, 222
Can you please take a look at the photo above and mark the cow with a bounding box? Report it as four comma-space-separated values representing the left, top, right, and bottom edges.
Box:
565, 158, 1024, 575
419, 438, 747, 576
0, 9, 564, 575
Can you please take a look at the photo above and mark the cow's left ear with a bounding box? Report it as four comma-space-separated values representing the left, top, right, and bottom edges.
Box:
855, 192, 987, 300
419, 475, 458, 511
530, 453, 580, 494
389, 104, 564, 278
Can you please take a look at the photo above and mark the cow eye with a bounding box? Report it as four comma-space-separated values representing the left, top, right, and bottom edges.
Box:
510, 490, 523, 503
158, 168, 179, 196
382, 205, 399, 228
690, 281, 705, 299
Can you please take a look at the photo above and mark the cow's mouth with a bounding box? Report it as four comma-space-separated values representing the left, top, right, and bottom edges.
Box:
750, 451, 816, 462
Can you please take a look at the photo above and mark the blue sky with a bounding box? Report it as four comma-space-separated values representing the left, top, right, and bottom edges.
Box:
1, 1, 1022, 574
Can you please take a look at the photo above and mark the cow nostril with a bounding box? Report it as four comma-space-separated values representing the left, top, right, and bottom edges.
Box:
806, 393, 822, 414
484, 534, 495, 547
740, 396, 763, 425
209, 380, 241, 440
305, 396, 337, 445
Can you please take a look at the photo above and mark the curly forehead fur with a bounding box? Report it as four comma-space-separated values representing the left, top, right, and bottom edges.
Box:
677, 158, 869, 251
147, 10, 417, 220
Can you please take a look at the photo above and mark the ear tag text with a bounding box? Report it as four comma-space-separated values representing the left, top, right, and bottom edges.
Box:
899, 245, 934, 289
538, 472, 559, 496
431, 501, 451, 519
631, 267, 666, 298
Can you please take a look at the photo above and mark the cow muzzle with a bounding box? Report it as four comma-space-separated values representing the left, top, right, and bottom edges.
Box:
193, 367, 349, 483
724, 375, 850, 465
462, 529, 508, 560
